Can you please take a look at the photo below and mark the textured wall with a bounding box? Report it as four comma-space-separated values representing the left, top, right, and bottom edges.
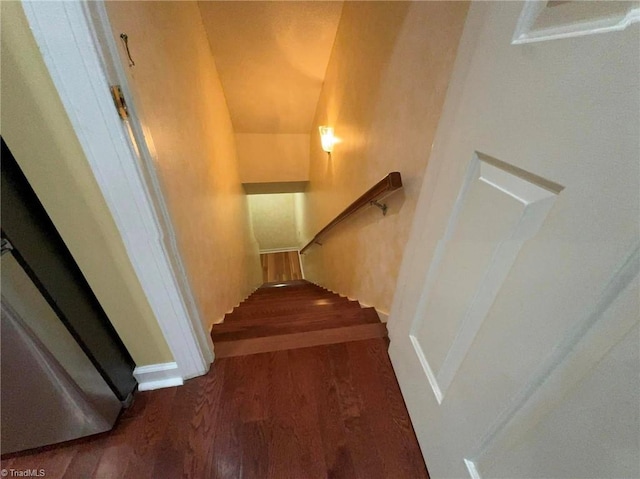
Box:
106, 1, 262, 330
300, 1, 469, 314
0, 2, 173, 365
236, 134, 310, 183
249, 194, 301, 251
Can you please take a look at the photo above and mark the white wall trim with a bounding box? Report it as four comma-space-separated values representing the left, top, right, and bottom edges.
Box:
409, 334, 444, 405
21, 0, 213, 382
435, 153, 560, 397
405, 152, 561, 404
464, 458, 482, 479
134, 362, 183, 391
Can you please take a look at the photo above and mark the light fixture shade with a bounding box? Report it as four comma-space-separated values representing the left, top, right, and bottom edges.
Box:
319, 126, 335, 153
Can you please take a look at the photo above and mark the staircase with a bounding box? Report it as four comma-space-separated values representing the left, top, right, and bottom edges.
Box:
211, 280, 388, 358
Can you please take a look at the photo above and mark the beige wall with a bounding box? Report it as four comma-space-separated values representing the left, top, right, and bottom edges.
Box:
236, 134, 310, 183
198, 1, 343, 134
0, 1, 173, 365
248, 193, 301, 251
105, 1, 262, 330
300, 1, 469, 314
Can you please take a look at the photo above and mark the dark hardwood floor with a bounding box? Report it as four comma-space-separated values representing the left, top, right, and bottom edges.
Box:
2, 281, 428, 478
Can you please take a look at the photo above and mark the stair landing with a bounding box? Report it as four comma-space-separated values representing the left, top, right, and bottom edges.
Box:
211, 280, 387, 358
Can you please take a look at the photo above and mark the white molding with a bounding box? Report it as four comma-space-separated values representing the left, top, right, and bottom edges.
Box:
21, 1, 213, 381
512, 1, 640, 45
408, 152, 562, 403
464, 458, 482, 479
259, 247, 300, 254
134, 362, 183, 391
436, 154, 560, 395
410, 334, 444, 404
407, 155, 482, 404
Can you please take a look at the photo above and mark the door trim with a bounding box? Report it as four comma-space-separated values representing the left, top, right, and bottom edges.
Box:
133, 362, 184, 392
21, 1, 213, 380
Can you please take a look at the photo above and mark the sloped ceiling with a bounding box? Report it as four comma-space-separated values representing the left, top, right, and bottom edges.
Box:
198, 1, 343, 134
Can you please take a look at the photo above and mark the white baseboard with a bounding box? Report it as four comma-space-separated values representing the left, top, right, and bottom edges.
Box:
134, 362, 183, 391
375, 309, 389, 323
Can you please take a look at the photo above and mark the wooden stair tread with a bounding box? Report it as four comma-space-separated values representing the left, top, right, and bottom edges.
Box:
258, 279, 311, 289
249, 291, 329, 300
212, 308, 380, 340
233, 298, 349, 312
222, 304, 377, 326
253, 283, 324, 294
225, 300, 362, 321
213, 323, 388, 358
242, 291, 340, 303
212, 280, 387, 357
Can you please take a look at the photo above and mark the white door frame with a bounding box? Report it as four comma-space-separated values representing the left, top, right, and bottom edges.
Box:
21, 0, 214, 381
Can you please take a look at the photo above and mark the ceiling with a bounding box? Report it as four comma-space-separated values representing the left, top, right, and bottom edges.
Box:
198, 1, 343, 134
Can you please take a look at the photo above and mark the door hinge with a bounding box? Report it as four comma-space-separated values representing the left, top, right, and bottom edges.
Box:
1, 238, 14, 256
110, 85, 129, 120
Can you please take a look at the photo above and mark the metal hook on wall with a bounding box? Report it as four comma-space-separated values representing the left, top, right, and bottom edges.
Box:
119, 33, 135, 67
370, 200, 388, 216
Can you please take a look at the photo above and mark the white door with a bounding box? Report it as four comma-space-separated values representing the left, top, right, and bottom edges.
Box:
388, 2, 639, 478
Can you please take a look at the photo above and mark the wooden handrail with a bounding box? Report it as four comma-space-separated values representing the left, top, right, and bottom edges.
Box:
300, 172, 402, 254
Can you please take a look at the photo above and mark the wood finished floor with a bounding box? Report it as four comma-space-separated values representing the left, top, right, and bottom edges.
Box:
3, 281, 428, 478
1, 339, 428, 479
260, 251, 302, 283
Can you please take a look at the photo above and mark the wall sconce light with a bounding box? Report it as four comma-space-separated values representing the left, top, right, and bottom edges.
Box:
319, 126, 336, 155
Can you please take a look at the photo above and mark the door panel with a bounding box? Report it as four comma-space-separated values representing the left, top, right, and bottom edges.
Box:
387, 2, 639, 478
412, 153, 561, 402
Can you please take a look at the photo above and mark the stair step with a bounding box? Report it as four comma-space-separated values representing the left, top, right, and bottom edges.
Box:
243, 289, 338, 302
252, 281, 323, 293
213, 308, 380, 340
258, 279, 311, 288
235, 297, 348, 312
213, 322, 388, 358
212, 279, 385, 357
226, 300, 362, 321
